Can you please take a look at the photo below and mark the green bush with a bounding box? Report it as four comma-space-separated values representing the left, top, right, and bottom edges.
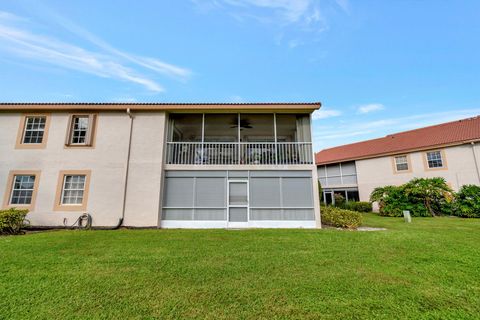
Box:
0, 208, 29, 235
453, 185, 480, 218
333, 193, 345, 207
370, 178, 454, 217
321, 206, 363, 229
344, 201, 372, 213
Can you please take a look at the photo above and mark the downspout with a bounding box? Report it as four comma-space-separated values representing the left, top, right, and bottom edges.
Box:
471, 142, 480, 184
115, 108, 134, 229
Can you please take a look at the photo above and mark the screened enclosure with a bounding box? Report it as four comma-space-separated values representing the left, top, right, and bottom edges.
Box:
162, 170, 315, 226
166, 113, 313, 165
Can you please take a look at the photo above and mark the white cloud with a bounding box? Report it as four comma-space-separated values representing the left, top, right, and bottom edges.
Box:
0, 10, 191, 92
357, 103, 385, 114
312, 108, 342, 120
192, 0, 345, 44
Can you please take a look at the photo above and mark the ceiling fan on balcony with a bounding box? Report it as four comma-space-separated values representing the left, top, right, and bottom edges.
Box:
230, 119, 253, 129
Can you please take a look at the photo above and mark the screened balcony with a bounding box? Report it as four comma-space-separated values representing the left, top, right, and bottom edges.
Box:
166, 113, 313, 165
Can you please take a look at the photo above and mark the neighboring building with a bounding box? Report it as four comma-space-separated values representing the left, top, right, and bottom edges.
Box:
0, 103, 321, 228
316, 116, 480, 205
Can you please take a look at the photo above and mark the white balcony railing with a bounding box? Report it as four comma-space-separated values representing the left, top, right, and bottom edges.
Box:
166, 142, 313, 165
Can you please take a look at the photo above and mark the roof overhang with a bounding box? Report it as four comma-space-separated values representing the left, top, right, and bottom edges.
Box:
0, 102, 321, 113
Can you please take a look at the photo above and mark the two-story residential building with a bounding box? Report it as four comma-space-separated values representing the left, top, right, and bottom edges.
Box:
316, 116, 480, 206
0, 102, 321, 228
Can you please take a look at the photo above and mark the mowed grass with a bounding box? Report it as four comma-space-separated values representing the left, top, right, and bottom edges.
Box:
1, 215, 480, 319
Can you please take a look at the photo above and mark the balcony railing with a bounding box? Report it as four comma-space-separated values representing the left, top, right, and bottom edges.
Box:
166, 142, 313, 165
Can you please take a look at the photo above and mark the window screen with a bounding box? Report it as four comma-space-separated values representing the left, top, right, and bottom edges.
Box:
281, 178, 313, 207
195, 178, 225, 207
164, 177, 194, 207
249, 178, 281, 207
229, 182, 248, 205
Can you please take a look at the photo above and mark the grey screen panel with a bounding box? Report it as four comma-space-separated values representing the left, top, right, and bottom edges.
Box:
326, 164, 341, 176
229, 182, 248, 205
342, 175, 357, 184
229, 207, 248, 222
341, 162, 356, 175
282, 209, 314, 220
250, 209, 314, 221
318, 166, 326, 178
319, 177, 327, 186
327, 176, 342, 185
281, 177, 313, 207
195, 178, 226, 207
194, 209, 226, 220
166, 171, 227, 178
228, 171, 248, 178
249, 170, 311, 178
250, 209, 282, 220
164, 177, 194, 207
249, 177, 281, 207
162, 209, 193, 220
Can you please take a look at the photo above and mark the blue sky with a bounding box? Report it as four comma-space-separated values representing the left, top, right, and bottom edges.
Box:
1, 1, 479, 151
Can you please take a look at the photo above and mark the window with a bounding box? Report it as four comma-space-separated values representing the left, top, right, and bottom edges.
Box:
23, 116, 46, 144
66, 114, 96, 146
3, 171, 40, 210
16, 114, 50, 149
394, 155, 409, 171
61, 175, 86, 205
10, 175, 36, 205
54, 171, 91, 211
426, 151, 444, 168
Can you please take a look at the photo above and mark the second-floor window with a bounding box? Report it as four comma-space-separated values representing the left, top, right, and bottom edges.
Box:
426, 151, 444, 168
66, 115, 96, 146
394, 155, 409, 171
22, 116, 47, 144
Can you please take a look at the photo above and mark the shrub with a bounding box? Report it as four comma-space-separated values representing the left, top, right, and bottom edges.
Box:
333, 193, 345, 207
403, 177, 454, 216
370, 178, 454, 217
370, 185, 408, 217
344, 201, 372, 213
0, 208, 29, 235
318, 181, 324, 204
453, 185, 480, 218
321, 206, 363, 229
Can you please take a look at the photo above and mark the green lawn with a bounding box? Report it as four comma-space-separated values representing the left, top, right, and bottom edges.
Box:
1, 215, 480, 319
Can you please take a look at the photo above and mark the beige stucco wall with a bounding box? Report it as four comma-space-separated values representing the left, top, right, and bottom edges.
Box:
0, 111, 166, 227
123, 112, 166, 227
356, 143, 480, 202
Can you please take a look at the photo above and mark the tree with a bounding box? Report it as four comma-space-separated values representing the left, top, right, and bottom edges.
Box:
402, 178, 453, 217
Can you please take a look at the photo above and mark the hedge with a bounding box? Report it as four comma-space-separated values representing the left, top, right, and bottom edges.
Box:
453, 185, 480, 218
0, 208, 29, 235
321, 206, 363, 229
343, 201, 372, 213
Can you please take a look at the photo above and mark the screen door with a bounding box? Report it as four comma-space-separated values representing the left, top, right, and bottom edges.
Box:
228, 180, 249, 227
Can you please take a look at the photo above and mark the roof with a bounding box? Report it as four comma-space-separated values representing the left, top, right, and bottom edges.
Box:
316, 116, 480, 165
0, 102, 321, 112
